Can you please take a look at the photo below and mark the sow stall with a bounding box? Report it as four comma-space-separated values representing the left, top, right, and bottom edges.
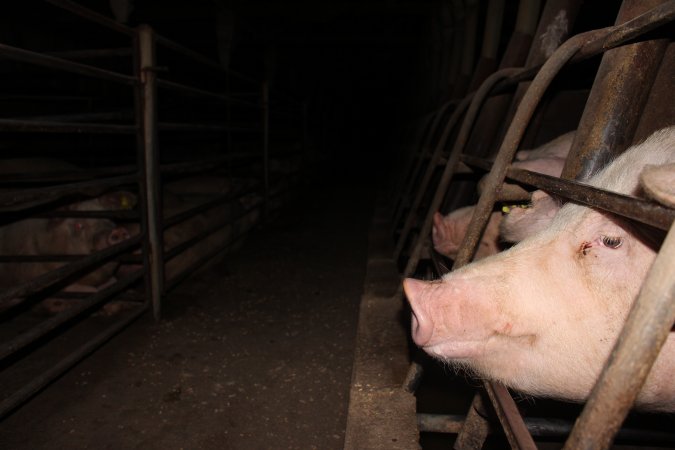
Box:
0, 0, 303, 420
346, 0, 675, 449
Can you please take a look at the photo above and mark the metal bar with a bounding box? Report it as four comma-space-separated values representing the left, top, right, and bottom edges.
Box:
162, 189, 247, 229
43, 0, 136, 36
0, 175, 138, 211
153, 33, 258, 84
164, 228, 248, 293
462, 155, 675, 231
485, 383, 537, 450
158, 122, 261, 133
0, 119, 136, 134
0, 271, 144, 362
46, 48, 133, 59
0, 301, 148, 421
156, 78, 260, 107
0, 236, 141, 304
16, 111, 134, 123
138, 25, 165, 322
164, 201, 262, 262
564, 221, 675, 449
393, 96, 473, 260
418, 413, 675, 443
0, 43, 137, 86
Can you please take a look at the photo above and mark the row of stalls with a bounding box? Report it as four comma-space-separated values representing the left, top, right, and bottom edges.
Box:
0, 1, 304, 420
346, 0, 675, 449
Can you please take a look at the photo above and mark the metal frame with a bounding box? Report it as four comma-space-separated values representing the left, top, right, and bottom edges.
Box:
397, 1, 675, 449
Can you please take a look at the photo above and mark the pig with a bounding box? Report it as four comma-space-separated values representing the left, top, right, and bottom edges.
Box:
432, 208, 502, 260
0, 191, 136, 292
432, 131, 575, 259
405, 126, 675, 412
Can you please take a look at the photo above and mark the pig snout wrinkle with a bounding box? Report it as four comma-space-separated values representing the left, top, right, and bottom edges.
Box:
403, 278, 434, 346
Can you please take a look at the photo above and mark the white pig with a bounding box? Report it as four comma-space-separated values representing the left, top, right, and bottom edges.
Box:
432, 131, 575, 259
405, 126, 675, 412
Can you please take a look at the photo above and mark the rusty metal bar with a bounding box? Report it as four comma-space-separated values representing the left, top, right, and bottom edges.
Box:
138, 25, 165, 322
564, 221, 675, 449
485, 383, 537, 449
418, 413, 675, 443
454, 392, 492, 449
0, 119, 136, 134
0, 235, 141, 304
393, 96, 473, 260
43, 0, 135, 36
0, 42, 137, 86
0, 271, 144, 362
401, 68, 521, 279
462, 155, 675, 231
0, 175, 138, 211
392, 102, 455, 231
0, 300, 148, 421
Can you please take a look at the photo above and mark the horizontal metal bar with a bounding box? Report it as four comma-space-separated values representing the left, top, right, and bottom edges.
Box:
43, 0, 136, 36
0, 42, 137, 86
0, 270, 144, 362
16, 110, 134, 123
0, 301, 148, 421
0, 174, 139, 211
156, 78, 260, 107
45, 48, 133, 59
461, 155, 675, 231
164, 200, 262, 261
0, 235, 141, 303
158, 122, 261, 133
0, 118, 137, 134
417, 413, 675, 444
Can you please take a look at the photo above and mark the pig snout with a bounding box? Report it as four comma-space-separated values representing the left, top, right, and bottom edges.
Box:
404, 278, 434, 347
108, 226, 131, 246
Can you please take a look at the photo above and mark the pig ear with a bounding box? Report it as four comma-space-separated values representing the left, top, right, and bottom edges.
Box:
403, 278, 426, 302
432, 212, 445, 240
99, 191, 137, 210
640, 163, 675, 208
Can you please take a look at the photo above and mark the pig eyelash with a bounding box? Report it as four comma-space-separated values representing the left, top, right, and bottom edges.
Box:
601, 235, 622, 249
73, 222, 84, 232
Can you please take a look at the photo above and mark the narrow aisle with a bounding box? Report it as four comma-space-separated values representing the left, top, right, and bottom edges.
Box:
0, 173, 376, 449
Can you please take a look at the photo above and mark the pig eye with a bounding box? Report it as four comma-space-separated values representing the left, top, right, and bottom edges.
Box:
74, 222, 84, 232
601, 235, 622, 249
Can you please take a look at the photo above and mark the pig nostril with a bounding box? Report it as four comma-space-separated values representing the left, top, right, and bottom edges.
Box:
410, 309, 433, 347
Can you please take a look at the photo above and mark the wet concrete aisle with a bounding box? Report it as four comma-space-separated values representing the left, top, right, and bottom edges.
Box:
0, 173, 376, 449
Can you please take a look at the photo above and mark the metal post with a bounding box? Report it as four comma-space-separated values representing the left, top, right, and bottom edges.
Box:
137, 25, 165, 321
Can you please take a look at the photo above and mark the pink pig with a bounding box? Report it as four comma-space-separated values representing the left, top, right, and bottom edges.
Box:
406, 127, 675, 412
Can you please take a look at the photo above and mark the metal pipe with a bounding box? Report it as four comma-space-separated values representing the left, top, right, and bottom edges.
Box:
393, 96, 473, 260
564, 222, 675, 449
158, 122, 260, 133
0, 119, 136, 134
0, 270, 144, 362
16, 111, 134, 123
0, 175, 138, 211
0, 236, 141, 304
0, 301, 148, 421
262, 81, 270, 222
462, 156, 675, 231
156, 79, 260, 107
46, 48, 133, 59
43, 0, 135, 36
137, 25, 165, 322
0, 42, 137, 86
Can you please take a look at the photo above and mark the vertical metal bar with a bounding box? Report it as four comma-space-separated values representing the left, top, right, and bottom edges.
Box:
262, 80, 270, 222
563, 222, 675, 450
561, 0, 670, 180
138, 25, 165, 321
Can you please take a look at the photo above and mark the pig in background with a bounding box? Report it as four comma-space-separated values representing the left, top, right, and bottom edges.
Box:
406, 127, 675, 412
432, 131, 575, 260
0, 159, 136, 297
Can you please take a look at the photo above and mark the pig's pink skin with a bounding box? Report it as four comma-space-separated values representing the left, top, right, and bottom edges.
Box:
406, 127, 675, 412
432, 208, 501, 260
0, 192, 135, 291
499, 190, 560, 243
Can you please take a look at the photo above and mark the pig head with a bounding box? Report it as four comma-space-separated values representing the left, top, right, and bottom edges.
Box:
405, 127, 675, 412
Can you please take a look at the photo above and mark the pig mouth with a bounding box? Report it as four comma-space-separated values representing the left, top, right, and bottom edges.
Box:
423, 339, 489, 360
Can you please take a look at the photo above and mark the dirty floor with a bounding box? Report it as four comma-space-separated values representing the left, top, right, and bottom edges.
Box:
0, 173, 375, 449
